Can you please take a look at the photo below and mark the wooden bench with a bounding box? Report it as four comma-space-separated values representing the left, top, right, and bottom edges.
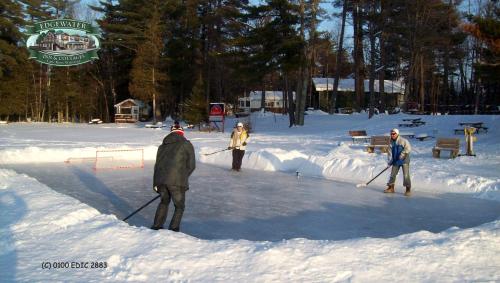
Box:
88, 118, 103, 124
432, 138, 459, 158
349, 130, 370, 144
366, 136, 390, 153
145, 122, 164, 128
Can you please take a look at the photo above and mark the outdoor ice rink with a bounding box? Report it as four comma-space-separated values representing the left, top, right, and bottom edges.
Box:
5, 161, 499, 241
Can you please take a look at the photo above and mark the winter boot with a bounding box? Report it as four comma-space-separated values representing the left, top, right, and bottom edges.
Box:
384, 184, 395, 193
404, 186, 411, 196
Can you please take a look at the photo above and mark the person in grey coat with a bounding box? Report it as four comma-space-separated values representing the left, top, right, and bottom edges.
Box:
385, 128, 412, 196
151, 125, 196, 231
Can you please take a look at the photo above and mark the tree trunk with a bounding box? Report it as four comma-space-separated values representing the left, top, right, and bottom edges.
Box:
442, 0, 453, 107
260, 84, 266, 111
353, 1, 365, 111
330, 0, 347, 114
152, 68, 157, 122
378, 0, 387, 113
419, 53, 425, 112
286, 75, 295, 127
368, 0, 376, 119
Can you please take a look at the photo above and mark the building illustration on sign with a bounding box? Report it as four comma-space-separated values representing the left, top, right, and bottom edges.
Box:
26, 19, 100, 66
32, 30, 96, 53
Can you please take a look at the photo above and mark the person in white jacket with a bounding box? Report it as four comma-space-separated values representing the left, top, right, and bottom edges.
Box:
228, 122, 249, 171
385, 128, 412, 196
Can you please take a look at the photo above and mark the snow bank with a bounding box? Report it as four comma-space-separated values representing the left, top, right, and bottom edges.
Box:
200, 143, 500, 202
1, 169, 499, 282
0, 146, 158, 164
1, 114, 499, 201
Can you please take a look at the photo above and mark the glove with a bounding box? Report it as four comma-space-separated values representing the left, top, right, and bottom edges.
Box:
387, 160, 393, 166
242, 142, 247, 146
228, 146, 233, 150
153, 186, 159, 194
399, 153, 406, 160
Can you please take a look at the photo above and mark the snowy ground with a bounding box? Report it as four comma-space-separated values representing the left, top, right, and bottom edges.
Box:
1, 112, 499, 281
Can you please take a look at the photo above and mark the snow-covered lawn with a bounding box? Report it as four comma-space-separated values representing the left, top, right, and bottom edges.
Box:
1, 112, 499, 281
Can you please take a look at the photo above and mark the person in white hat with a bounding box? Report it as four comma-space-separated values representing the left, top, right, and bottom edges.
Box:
385, 128, 412, 196
228, 122, 249, 171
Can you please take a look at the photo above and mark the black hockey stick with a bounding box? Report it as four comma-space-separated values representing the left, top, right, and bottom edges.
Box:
202, 148, 232, 156
123, 195, 161, 221
356, 165, 391, 188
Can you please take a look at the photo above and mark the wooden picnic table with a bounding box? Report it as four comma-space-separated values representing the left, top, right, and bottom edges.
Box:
455, 122, 488, 134
398, 123, 418, 127
385, 132, 415, 139
402, 118, 421, 122
415, 134, 433, 141
400, 132, 415, 138
459, 122, 484, 127
399, 119, 425, 127
348, 130, 371, 144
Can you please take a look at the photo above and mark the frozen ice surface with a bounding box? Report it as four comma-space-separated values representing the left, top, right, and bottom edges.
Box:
5, 161, 499, 241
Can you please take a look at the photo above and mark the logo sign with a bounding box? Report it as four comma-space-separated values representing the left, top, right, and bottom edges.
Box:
25, 19, 100, 66
209, 103, 225, 122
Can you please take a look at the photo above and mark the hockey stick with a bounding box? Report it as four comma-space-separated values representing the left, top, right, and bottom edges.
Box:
202, 148, 232, 156
123, 195, 161, 221
356, 165, 391, 188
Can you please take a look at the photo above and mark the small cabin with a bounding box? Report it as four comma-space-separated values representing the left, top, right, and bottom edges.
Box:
114, 99, 149, 123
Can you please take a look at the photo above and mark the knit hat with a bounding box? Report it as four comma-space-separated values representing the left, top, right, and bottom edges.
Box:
237, 122, 244, 127
171, 124, 184, 135
391, 128, 399, 135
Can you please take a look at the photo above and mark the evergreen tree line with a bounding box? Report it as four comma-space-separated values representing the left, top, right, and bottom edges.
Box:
0, 0, 498, 124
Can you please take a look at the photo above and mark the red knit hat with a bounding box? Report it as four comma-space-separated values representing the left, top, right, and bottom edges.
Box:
171, 125, 184, 136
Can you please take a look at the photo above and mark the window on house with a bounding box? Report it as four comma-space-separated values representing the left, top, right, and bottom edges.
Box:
120, 107, 132, 114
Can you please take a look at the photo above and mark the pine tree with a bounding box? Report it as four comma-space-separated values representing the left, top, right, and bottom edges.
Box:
462, 1, 500, 112
183, 75, 208, 128
0, 0, 32, 121
128, 0, 167, 122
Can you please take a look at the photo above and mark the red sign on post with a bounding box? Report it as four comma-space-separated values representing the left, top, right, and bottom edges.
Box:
209, 103, 225, 122
209, 103, 225, 132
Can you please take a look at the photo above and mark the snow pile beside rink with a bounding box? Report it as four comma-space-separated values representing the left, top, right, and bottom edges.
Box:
1, 169, 499, 282
201, 142, 499, 201
0, 113, 499, 201
0, 146, 159, 164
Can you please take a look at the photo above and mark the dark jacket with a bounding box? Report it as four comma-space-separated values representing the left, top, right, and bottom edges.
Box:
153, 133, 196, 188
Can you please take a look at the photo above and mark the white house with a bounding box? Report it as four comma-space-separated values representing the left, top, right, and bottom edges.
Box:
238, 91, 296, 112
312, 78, 406, 106
114, 99, 149, 123
312, 78, 405, 94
